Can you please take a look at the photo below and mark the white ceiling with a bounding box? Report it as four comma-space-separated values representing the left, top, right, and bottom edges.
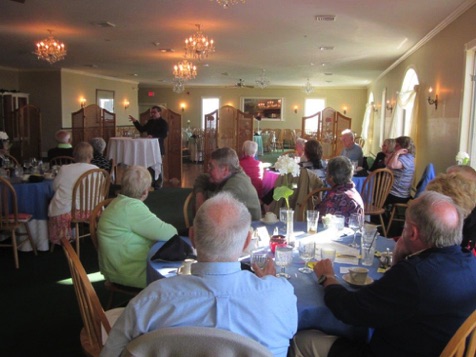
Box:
0, 0, 474, 89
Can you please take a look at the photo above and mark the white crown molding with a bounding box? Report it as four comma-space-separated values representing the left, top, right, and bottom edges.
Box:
61, 68, 139, 85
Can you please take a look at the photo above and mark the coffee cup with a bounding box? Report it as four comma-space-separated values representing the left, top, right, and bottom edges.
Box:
348, 267, 368, 284
264, 212, 277, 223
179, 258, 196, 275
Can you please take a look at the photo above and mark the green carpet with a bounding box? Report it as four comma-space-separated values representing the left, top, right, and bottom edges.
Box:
0, 187, 193, 356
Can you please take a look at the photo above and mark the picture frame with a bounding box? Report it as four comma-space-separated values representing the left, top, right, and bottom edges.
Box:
240, 97, 284, 121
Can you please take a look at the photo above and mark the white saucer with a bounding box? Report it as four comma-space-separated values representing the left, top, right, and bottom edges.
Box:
260, 218, 279, 225
342, 273, 374, 287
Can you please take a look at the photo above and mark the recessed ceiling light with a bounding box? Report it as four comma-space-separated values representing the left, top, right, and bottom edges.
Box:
324, 72, 333, 76
321, 62, 328, 67
319, 46, 334, 51
315, 15, 336, 22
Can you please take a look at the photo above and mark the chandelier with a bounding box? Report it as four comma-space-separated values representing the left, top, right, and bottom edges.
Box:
185, 24, 215, 61
173, 60, 197, 81
172, 78, 185, 94
302, 78, 315, 95
33, 30, 67, 64
212, 0, 246, 8
255, 69, 270, 89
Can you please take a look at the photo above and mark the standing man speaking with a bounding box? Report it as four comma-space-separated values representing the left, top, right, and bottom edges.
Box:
129, 105, 168, 188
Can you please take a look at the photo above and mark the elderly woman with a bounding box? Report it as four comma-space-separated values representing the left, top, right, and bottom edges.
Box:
369, 138, 396, 172
89, 137, 111, 171
427, 171, 476, 253
239, 140, 264, 198
385, 136, 415, 205
98, 166, 177, 289
48, 142, 98, 245
317, 156, 364, 223
299, 139, 327, 181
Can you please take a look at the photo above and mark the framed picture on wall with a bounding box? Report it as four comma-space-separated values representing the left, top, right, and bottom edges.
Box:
240, 97, 284, 121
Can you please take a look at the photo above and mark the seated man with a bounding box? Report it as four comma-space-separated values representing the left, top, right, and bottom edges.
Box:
340, 129, 363, 167
194, 147, 262, 220
47, 129, 74, 161
291, 191, 476, 357
101, 192, 298, 357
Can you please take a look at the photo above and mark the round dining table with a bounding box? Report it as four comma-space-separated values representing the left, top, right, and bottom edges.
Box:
146, 221, 395, 340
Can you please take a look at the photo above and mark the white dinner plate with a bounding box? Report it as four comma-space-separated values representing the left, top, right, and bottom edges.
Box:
342, 273, 374, 288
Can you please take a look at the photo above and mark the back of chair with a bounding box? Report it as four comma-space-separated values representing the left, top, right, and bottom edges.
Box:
361, 168, 394, 211
440, 309, 476, 357
123, 326, 273, 357
0, 176, 19, 229
297, 187, 331, 221
61, 237, 111, 354
183, 192, 193, 229
72, 169, 111, 222
50, 156, 75, 166
3, 153, 20, 167
89, 198, 114, 251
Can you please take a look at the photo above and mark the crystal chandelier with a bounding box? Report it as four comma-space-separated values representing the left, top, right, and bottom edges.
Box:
212, 0, 246, 8
33, 30, 67, 64
173, 60, 197, 81
185, 24, 215, 61
302, 78, 315, 95
172, 78, 185, 94
255, 69, 270, 89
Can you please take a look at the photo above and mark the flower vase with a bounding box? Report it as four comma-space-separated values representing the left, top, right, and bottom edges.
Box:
286, 209, 295, 247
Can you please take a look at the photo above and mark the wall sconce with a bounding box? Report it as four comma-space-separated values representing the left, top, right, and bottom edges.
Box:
79, 97, 86, 108
180, 103, 186, 112
123, 99, 130, 110
385, 100, 393, 113
343, 106, 347, 115
428, 87, 438, 110
371, 102, 378, 113
294, 105, 298, 114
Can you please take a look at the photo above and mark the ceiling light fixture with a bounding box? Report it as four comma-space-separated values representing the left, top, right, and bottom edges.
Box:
212, 0, 246, 8
33, 30, 67, 64
185, 24, 215, 61
255, 69, 270, 89
173, 59, 197, 81
172, 78, 185, 94
302, 78, 315, 95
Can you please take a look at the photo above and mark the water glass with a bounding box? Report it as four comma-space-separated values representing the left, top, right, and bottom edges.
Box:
306, 210, 319, 234
275, 246, 293, 279
250, 249, 268, 271
334, 214, 345, 231
361, 229, 378, 266
320, 247, 336, 262
298, 240, 315, 273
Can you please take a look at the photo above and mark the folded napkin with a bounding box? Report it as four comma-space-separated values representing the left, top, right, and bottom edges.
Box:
151, 235, 196, 262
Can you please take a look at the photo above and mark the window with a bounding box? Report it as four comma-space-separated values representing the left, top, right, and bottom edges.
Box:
202, 97, 219, 129
304, 98, 325, 133
461, 38, 476, 165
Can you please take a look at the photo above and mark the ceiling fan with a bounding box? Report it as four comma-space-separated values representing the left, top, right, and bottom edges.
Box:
228, 79, 254, 89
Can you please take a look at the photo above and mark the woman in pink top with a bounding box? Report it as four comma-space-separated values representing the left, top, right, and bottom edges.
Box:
239, 140, 264, 198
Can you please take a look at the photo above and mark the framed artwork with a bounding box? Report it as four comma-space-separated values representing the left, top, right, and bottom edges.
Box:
240, 97, 284, 121
96, 89, 115, 112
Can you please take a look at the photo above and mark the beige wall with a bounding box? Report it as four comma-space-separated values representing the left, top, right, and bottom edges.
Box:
368, 4, 476, 179
138, 86, 368, 134
0, 67, 20, 89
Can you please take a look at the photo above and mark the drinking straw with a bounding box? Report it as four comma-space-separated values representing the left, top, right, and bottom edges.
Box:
367, 229, 379, 253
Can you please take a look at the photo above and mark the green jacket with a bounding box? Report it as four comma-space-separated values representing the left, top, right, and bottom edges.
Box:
98, 195, 177, 288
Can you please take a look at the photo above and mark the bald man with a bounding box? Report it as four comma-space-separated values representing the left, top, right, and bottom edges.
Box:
291, 191, 476, 357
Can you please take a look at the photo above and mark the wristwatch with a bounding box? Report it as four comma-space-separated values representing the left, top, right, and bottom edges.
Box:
318, 274, 327, 285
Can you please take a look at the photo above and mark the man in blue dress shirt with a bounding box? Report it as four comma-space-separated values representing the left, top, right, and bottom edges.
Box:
291, 191, 476, 357
101, 192, 298, 357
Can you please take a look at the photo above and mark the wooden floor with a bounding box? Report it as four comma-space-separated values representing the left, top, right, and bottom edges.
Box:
181, 162, 204, 188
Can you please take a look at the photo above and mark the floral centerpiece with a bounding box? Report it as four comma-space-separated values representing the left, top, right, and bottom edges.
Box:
455, 151, 470, 165
272, 154, 300, 245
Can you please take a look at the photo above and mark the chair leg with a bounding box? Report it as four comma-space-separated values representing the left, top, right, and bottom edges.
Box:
23, 222, 38, 256
75, 223, 80, 259
11, 230, 19, 269
379, 214, 387, 237
387, 206, 396, 235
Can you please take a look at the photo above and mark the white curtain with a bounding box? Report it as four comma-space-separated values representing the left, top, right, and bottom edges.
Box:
388, 85, 419, 138
361, 102, 375, 156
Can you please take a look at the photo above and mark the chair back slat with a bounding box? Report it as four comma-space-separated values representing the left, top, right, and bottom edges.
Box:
361, 168, 394, 210
72, 169, 110, 222
50, 156, 75, 166
0, 177, 18, 227
440, 309, 476, 357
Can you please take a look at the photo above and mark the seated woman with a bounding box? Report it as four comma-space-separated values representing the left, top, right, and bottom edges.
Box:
368, 138, 396, 171
316, 156, 364, 224
47, 129, 74, 161
299, 139, 327, 182
48, 142, 98, 245
89, 137, 111, 171
239, 140, 264, 198
97, 165, 178, 289
385, 136, 416, 206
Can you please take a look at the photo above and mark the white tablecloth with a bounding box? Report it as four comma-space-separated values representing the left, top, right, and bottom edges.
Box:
107, 137, 162, 180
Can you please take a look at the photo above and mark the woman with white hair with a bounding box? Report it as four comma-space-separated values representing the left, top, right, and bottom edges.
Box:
89, 137, 111, 171
239, 140, 264, 198
97, 165, 177, 288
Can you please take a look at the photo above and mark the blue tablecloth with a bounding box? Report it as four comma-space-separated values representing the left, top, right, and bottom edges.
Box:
12, 179, 54, 220
146, 221, 395, 339
352, 175, 366, 194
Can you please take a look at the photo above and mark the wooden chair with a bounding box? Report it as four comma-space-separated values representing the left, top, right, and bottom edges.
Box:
296, 187, 331, 221
183, 192, 194, 229
89, 198, 141, 309
2, 153, 20, 167
360, 168, 394, 237
123, 326, 272, 357
0, 176, 37, 268
440, 309, 476, 357
61, 237, 124, 357
50, 156, 75, 166
71, 168, 111, 258
355, 136, 365, 149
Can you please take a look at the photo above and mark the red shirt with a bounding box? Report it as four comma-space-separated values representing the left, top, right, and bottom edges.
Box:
239, 156, 264, 198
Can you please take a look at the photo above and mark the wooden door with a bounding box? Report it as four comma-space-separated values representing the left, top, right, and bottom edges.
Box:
301, 111, 321, 140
